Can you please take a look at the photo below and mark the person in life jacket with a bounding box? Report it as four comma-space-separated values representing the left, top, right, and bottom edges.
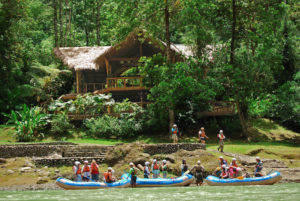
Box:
217, 130, 226, 152
213, 167, 222, 178
218, 156, 228, 167
171, 124, 178, 144
161, 160, 168, 178
254, 157, 264, 177
103, 167, 116, 183
229, 158, 240, 178
144, 161, 150, 179
72, 161, 82, 182
151, 159, 160, 178
129, 162, 138, 188
198, 127, 209, 144
190, 160, 205, 186
181, 159, 189, 176
81, 160, 91, 182
220, 164, 229, 179
90, 159, 99, 182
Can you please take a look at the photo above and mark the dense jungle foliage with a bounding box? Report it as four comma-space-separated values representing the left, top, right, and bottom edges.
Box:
0, 0, 299, 141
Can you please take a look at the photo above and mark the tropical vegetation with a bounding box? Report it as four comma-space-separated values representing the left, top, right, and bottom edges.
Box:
0, 0, 299, 142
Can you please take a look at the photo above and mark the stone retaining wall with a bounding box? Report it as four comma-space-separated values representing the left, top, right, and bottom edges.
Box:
142, 143, 206, 155
0, 145, 71, 158
0, 144, 112, 158
33, 157, 105, 167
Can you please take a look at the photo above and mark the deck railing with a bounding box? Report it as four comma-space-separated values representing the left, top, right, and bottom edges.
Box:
77, 83, 106, 93
106, 76, 144, 90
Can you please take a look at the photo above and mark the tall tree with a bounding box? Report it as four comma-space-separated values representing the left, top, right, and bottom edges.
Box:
53, 0, 58, 47
59, 0, 63, 46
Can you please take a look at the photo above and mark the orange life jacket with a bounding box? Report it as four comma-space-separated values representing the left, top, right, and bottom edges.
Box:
73, 166, 81, 174
201, 131, 206, 137
104, 172, 112, 182
153, 163, 159, 170
82, 165, 90, 172
218, 134, 225, 140
91, 163, 99, 174
172, 128, 178, 134
231, 162, 238, 168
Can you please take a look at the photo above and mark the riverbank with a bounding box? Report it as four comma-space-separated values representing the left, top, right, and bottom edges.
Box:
0, 141, 299, 191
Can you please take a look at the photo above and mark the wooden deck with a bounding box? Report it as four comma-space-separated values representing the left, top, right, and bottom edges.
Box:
199, 101, 236, 116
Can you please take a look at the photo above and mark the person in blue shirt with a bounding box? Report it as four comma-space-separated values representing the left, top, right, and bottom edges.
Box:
254, 157, 264, 177
171, 124, 178, 144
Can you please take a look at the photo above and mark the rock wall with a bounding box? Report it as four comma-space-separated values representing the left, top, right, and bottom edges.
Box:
0, 145, 70, 158
33, 157, 105, 167
143, 143, 206, 155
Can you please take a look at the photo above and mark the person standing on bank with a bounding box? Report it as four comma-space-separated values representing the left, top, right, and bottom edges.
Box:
198, 127, 209, 144
171, 124, 179, 144
217, 130, 226, 152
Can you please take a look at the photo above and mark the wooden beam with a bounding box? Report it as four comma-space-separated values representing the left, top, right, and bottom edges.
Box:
109, 57, 140, 61
104, 57, 110, 76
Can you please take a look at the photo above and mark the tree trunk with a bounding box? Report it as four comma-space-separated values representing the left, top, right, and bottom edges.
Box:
230, 0, 236, 65
169, 109, 175, 133
165, 0, 174, 133
53, 0, 58, 47
85, 26, 89, 46
164, 0, 171, 63
236, 101, 248, 137
59, 0, 63, 47
96, 1, 101, 46
64, 0, 71, 46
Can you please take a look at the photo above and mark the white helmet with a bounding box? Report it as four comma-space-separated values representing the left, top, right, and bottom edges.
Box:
75, 161, 80, 165
197, 160, 201, 164
108, 167, 113, 171
232, 158, 236, 161
173, 124, 177, 127
256, 157, 260, 161
219, 156, 223, 159
84, 160, 89, 163
163, 160, 167, 163
145, 161, 150, 166
129, 162, 134, 166
153, 159, 157, 162
220, 130, 223, 133
222, 164, 226, 168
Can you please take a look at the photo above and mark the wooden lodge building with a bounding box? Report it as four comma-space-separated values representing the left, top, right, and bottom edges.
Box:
54, 30, 192, 105
54, 30, 235, 117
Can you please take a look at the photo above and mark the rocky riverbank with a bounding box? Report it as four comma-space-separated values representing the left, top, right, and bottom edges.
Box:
0, 142, 299, 191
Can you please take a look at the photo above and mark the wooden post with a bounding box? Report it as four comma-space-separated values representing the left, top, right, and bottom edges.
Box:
124, 78, 126, 88
139, 42, 143, 57
76, 70, 80, 93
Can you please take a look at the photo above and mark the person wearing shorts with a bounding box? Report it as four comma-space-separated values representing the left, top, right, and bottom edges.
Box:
171, 124, 178, 143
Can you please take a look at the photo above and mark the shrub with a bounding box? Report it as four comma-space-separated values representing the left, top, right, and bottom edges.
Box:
85, 113, 143, 139
3, 104, 49, 142
49, 113, 74, 139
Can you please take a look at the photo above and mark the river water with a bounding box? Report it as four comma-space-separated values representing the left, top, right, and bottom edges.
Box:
0, 183, 299, 201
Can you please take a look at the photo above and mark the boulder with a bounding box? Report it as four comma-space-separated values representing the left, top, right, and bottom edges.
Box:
19, 167, 32, 173
0, 158, 6, 164
7, 169, 14, 175
37, 177, 48, 184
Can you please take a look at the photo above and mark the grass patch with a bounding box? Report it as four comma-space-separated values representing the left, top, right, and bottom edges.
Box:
249, 118, 300, 140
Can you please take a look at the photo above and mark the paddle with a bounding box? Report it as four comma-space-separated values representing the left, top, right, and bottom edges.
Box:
236, 176, 244, 180
137, 164, 144, 171
183, 170, 190, 176
86, 176, 95, 182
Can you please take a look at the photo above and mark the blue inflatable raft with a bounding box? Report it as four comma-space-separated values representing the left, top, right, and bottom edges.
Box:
205, 171, 282, 186
56, 174, 194, 190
